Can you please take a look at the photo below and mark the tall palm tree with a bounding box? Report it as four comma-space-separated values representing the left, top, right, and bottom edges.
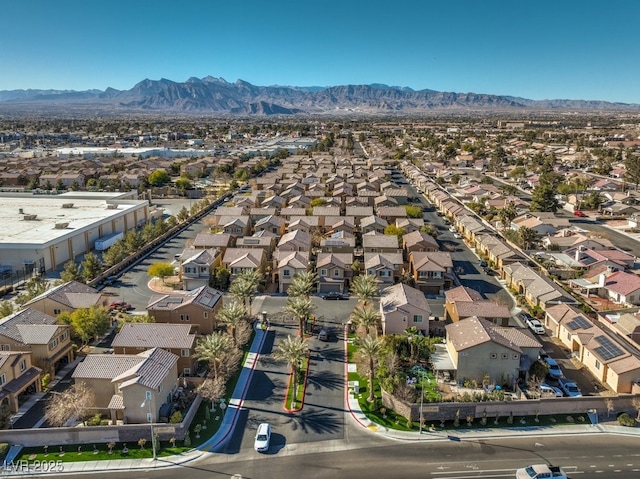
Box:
351, 274, 379, 306
349, 304, 381, 336
287, 271, 317, 298
402, 326, 421, 360
284, 295, 316, 336
194, 332, 232, 381
274, 335, 308, 407
356, 334, 384, 403
216, 300, 247, 347
229, 270, 261, 314
518, 226, 537, 251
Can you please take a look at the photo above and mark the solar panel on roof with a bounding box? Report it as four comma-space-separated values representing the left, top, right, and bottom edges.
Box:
593, 335, 624, 361
566, 315, 591, 330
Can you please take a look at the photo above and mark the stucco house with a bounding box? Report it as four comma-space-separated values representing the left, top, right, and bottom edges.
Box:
0, 351, 41, 413
72, 347, 179, 423
23, 281, 107, 317
379, 283, 432, 336
444, 316, 541, 385
146, 285, 223, 335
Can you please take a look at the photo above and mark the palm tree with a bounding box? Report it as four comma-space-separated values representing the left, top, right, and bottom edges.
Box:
274, 335, 308, 407
287, 271, 317, 298
284, 295, 316, 336
402, 326, 422, 360
498, 202, 517, 230
194, 332, 232, 381
229, 270, 261, 314
216, 300, 246, 347
518, 226, 537, 251
351, 274, 379, 306
349, 304, 381, 336
356, 334, 384, 403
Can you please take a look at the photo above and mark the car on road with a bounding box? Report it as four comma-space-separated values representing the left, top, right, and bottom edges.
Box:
318, 329, 329, 341
254, 423, 271, 452
103, 275, 119, 286
448, 226, 457, 233
544, 357, 563, 379
558, 378, 582, 397
573, 210, 587, 217
539, 383, 563, 397
516, 464, 568, 479
525, 317, 545, 335
453, 233, 462, 239
322, 292, 347, 300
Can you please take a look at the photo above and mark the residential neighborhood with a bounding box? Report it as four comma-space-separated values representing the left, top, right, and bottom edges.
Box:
1, 118, 640, 469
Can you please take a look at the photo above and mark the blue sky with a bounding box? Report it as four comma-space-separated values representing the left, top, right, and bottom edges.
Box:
2, 0, 639, 103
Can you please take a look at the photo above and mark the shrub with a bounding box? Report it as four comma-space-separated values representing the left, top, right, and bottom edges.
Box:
86, 413, 102, 426
169, 411, 183, 424
617, 412, 636, 427
0, 443, 9, 460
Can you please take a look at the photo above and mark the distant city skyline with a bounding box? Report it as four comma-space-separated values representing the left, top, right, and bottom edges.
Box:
2, 1, 639, 104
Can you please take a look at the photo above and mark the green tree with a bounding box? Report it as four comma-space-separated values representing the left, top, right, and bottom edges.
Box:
355, 334, 384, 403
60, 261, 82, 283
498, 202, 518, 230
404, 205, 423, 218
284, 295, 316, 336
286, 271, 317, 298
123, 230, 145, 253
81, 252, 103, 282
530, 183, 559, 212
384, 224, 405, 246
0, 301, 14, 318
351, 274, 379, 306
147, 169, 171, 187
309, 198, 327, 207
518, 226, 537, 250
229, 270, 262, 313
101, 241, 128, 267
175, 176, 192, 195
625, 154, 640, 189
274, 335, 308, 408
147, 262, 174, 284
216, 301, 247, 347
194, 332, 233, 382
58, 306, 111, 346
176, 206, 190, 221
211, 266, 230, 290
15, 275, 50, 306
349, 304, 381, 337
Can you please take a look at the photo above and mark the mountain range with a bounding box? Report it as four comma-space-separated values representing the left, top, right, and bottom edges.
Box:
0, 76, 637, 116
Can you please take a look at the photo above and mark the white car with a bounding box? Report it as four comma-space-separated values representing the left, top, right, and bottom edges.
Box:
453, 233, 462, 239
448, 226, 456, 232
516, 464, 568, 479
254, 423, 271, 452
544, 357, 563, 379
525, 318, 545, 335
540, 383, 563, 397
558, 378, 582, 397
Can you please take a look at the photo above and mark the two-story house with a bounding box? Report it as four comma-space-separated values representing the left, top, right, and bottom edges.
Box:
147, 285, 223, 335
274, 250, 311, 294
316, 252, 353, 294
112, 323, 196, 378
0, 308, 74, 376
379, 283, 432, 336
0, 351, 41, 413
409, 251, 454, 295
179, 248, 220, 291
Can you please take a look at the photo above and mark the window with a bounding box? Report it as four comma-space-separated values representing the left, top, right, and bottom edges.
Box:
60, 331, 68, 341
433, 271, 442, 279
19, 359, 26, 372
183, 368, 191, 376
49, 338, 58, 350
0, 344, 9, 351
490, 353, 497, 359
595, 359, 601, 370
203, 312, 208, 318
418, 271, 428, 278
320, 268, 328, 277
157, 384, 163, 393
0, 374, 5, 386
413, 315, 423, 323
333, 269, 340, 277
181, 349, 190, 357
146, 412, 153, 422
380, 270, 391, 278
283, 269, 291, 277
501, 353, 508, 359
513, 354, 519, 360
53, 309, 61, 315
180, 314, 190, 322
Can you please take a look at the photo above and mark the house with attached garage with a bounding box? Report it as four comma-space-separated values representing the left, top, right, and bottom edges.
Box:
379, 283, 432, 336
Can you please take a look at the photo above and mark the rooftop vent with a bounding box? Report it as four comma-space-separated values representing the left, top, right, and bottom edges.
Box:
23, 214, 37, 221
61, 203, 74, 209
106, 204, 118, 210
54, 222, 69, 229
19, 208, 24, 214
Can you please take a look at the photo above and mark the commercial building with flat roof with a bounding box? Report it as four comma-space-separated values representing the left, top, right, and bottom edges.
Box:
0, 191, 150, 273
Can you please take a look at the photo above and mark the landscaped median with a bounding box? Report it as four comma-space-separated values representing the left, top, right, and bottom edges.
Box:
283, 355, 310, 412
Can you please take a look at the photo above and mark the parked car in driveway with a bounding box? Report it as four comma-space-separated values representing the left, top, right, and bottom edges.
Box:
109, 301, 132, 311
558, 378, 582, 397
544, 357, 563, 379
573, 210, 587, 217
540, 383, 564, 397
525, 317, 545, 335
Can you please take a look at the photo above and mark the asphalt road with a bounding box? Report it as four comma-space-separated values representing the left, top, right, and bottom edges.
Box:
66, 434, 640, 479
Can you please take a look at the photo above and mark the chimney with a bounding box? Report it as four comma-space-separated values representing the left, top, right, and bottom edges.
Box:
598, 273, 607, 288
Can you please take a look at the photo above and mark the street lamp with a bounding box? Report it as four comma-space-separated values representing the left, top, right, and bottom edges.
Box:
141, 393, 157, 460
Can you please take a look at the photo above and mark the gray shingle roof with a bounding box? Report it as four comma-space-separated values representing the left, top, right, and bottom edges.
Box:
0, 308, 59, 343
112, 323, 195, 349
